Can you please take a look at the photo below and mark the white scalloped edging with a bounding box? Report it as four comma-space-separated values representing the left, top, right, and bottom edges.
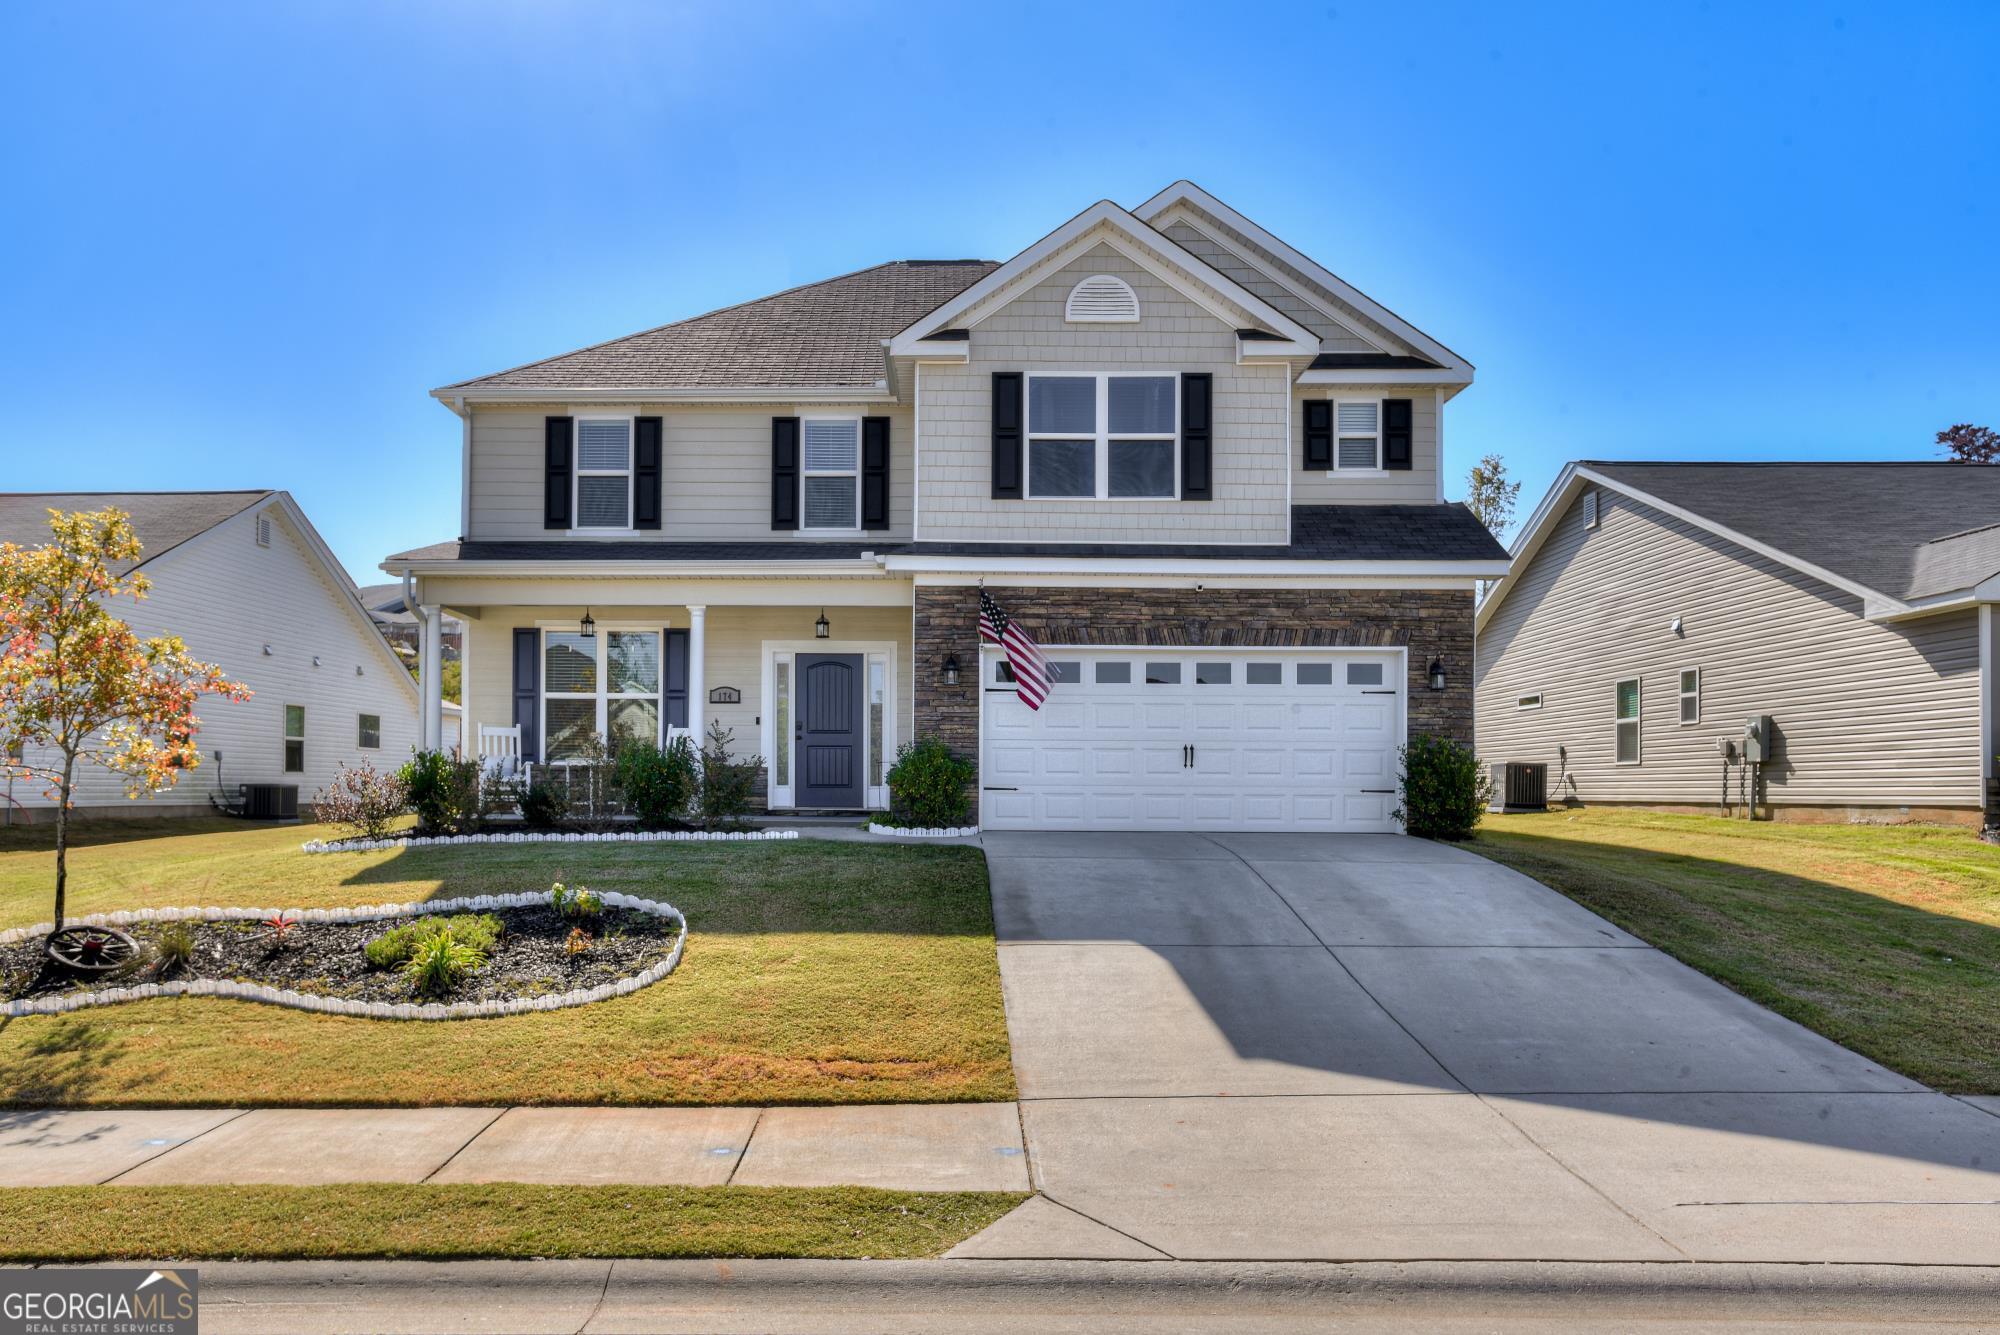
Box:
302, 828, 799, 853
868, 823, 981, 839
1, 892, 686, 1022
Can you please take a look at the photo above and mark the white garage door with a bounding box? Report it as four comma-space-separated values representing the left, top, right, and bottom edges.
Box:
981, 648, 1404, 832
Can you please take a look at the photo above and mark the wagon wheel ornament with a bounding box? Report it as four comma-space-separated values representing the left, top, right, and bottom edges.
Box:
45, 925, 141, 974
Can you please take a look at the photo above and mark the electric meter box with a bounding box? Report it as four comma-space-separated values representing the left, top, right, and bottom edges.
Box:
1741, 715, 1773, 764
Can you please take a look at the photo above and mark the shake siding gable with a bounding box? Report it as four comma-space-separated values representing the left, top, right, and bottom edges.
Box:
7, 506, 420, 816
468, 403, 915, 541
916, 243, 1292, 544
1475, 487, 1982, 812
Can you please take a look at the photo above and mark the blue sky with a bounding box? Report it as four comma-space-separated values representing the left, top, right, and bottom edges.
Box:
4, 1, 1995, 578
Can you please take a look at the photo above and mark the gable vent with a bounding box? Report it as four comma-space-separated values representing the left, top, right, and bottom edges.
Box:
1065, 274, 1140, 323
255, 513, 272, 547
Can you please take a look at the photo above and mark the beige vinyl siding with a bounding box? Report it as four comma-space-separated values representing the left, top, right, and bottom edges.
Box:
917, 243, 1291, 545
7, 505, 420, 816
1291, 384, 1441, 506
467, 403, 914, 542
460, 603, 912, 784
1157, 219, 1380, 353
1475, 487, 1983, 810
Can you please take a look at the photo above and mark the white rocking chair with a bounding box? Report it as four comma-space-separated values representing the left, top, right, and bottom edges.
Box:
477, 725, 528, 788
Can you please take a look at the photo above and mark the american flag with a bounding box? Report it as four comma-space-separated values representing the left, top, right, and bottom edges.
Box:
979, 589, 1053, 710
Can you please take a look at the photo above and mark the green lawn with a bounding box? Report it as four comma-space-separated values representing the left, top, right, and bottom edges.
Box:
0, 1184, 1026, 1261
0, 819, 1015, 1107
1472, 809, 2000, 1093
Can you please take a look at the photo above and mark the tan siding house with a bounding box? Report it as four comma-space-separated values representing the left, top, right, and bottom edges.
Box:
1476, 463, 2000, 824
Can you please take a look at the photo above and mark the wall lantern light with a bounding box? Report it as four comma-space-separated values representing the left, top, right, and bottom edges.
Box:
579, 608, 596, 639
942, 654, 961, 687
814, 609, 831, 639
1427, 658, 1447, 692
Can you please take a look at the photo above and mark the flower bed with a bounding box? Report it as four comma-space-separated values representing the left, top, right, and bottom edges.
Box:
0, 892, 686, 1021
301, 829, 800, 853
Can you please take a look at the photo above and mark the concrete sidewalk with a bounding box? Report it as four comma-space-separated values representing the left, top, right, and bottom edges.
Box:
0, 1102, 1029, 1192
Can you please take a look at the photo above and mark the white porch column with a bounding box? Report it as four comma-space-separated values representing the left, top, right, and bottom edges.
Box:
419, 604, 443, 751
686, 605, 707, 744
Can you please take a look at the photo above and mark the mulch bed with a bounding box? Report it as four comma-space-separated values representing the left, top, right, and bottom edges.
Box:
0, 904, 680, 1006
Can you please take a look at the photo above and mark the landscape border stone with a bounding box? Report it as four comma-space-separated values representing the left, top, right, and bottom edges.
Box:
867, 824, 981, 839
0, 892, 687, 1022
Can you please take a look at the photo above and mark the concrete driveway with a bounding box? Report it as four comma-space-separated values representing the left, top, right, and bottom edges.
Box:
956, 831, 2000, 1264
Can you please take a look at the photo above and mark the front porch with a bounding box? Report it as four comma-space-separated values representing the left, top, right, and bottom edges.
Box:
409, 580, 914, 815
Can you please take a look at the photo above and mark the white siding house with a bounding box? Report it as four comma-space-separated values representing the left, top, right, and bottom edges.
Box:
2, 491, 420, 823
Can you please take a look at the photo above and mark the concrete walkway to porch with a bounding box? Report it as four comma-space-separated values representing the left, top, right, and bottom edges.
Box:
0, 1102, 1029, 1192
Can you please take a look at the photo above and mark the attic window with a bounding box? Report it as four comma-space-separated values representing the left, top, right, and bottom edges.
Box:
255, 514, 272, 548
1065, 274, 1140, 323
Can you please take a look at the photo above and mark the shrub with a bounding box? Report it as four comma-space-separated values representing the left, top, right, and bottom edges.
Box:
263, 914, 301, 951
403, 927, 487, 998
613, 735, 698, 828
549, 882, 602, 921
884, 736, 975, 828
694, 721, 762, 829
150, 921, 196, 977
1394, 733, 1493, 841
564, 926, 593, 957
517, 779, 568, 830
397, 750, 486, 836
364, 913, 503, 970
312, 761, 408, 841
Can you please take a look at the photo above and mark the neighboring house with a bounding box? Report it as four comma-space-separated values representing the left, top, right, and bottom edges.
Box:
383, 182, 1509, 830
1475, 462, 2000, 826
1, 491, 420, 822
355, 583, 463, 665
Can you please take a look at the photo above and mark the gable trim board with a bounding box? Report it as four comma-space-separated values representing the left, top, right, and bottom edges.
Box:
889, 200, 1319, 358
1477, 464, 1945, 635
1133, 181, 1474, 379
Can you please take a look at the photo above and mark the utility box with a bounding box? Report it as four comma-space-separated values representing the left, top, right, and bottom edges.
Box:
1741, 716, 1773, 765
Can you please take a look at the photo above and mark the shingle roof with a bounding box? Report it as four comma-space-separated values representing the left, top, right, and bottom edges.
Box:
1585, 461, 2000, 602
0, 491, 271, 575
387, 506, 1505, 566
439, 261, 1000, 393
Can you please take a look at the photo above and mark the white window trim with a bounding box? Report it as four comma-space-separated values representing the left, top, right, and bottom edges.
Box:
570, 413, 637, 535
1334, 397, 1384, 473
1615, 677, 1642, 766
1678, 667, 1701, 726
1517, 693, 1543, 711
761, 639, 899, 811
1025, 372, 1179, 501
283, 704, 305, 774
799, 414, 864, 534
539, 625, 664, 763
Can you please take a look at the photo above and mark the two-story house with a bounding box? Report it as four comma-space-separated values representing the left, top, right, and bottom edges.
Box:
383, 183, 1508, 831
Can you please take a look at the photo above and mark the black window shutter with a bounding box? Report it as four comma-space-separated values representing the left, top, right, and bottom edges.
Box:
1303, 401, 1332, 471
512, 628, 541, 762
771, 416, 800, 530
664, 628, 689, 731
543, 417, 574, 529
861, 416, 891, 530
1179, 373, 1213, 500
991, 372, 1023, 499
634, 416, 663, 529
1383, 398, 1414, 471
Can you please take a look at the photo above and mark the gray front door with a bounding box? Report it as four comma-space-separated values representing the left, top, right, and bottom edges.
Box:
796, 653, 865, 808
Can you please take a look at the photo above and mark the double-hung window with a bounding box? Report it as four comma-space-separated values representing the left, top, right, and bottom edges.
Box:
574, 417, 634, 530
1678, 668, 1700, 725
358, 714, 381, 749
1336, 400, 1381, 470
1614, 678, 1641, 765
283, 705, 305, 773
543, 629, 662, 761
802, 417, 861, 530
1026, 373, 1177, 499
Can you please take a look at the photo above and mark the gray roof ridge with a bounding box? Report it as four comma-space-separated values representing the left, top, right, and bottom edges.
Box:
0, 488, 274, 498
1584, 459, 1965, 469
1924, 517, 2000, 545
435, 258, 1000, 393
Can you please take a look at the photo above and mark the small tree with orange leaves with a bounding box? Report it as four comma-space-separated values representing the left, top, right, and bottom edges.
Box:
0, 508, 249, 934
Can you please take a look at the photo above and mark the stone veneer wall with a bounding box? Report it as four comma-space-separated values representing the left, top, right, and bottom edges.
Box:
913, 585, 1476, 820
